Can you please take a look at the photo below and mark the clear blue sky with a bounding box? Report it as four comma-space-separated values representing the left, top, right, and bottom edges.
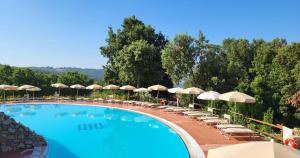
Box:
0, 0, 299, 69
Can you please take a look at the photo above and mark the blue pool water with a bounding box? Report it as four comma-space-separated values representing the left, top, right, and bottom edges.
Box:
1, 104, 190, 158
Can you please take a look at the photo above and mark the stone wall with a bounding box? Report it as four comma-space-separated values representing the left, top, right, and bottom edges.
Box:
0, 112, 47, 152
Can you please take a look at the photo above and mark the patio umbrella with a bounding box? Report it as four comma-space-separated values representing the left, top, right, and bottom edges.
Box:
86, 84, 103, 98
103, 84, 120, 99
120, 85, 136, 100
27, 87, 41, 99
3, 85, 18, 99
51, 83, 69, 98
197, 91, 220, 107
0, 85, 12, 101
168, 87, 183, 107
148, 85, 168, 103
181, 87, 205, 105
134, 87, 151, 101
17, 85, 36, 93
70, 84, 86, 98
218, 91, 255, 121
207, 142, 300, 158
133, 88, 150, 93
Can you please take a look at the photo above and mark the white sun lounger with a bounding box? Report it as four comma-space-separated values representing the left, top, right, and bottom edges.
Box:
197, 116, 219, 121
221, 127, 256, 139
215, 124, 245, 129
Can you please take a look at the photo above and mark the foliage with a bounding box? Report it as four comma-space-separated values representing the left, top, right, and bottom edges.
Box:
161, 34, 197, 84
0, 65, 95, 97
100, 16, 172, 88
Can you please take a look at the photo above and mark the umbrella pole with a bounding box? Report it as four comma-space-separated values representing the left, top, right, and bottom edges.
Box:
157, 91, 159, 103
176, 95, 179, 107
127, 90, 129, 100
76, 89, 79, 98
58, 88, 61, 98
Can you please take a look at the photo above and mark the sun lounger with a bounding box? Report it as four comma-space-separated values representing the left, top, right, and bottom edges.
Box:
215, 124, 245, 129
203, 118, 229, 126
221, 127, 256, 139
197, 116, 219, 121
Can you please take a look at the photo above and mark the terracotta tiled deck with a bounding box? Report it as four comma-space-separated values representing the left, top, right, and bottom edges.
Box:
2, 101, 262, 157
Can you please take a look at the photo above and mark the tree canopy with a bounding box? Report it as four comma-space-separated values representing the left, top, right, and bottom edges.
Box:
100, 16, 172, 88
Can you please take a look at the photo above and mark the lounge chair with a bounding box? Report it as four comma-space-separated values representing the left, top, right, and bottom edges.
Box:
197, 116, 219, 121
221, 127, 256, 139
215, 124, 245, 129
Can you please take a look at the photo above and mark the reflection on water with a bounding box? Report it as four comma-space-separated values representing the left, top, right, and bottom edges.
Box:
148, 123, 160, 129
87, 113, 103, 119
134, 116, 151, 123
120, 115, 133, 122
168, 129, 177, 134
5, 107, 22, 113
19, 112, 36, 117
54, 112, 69, 118
71, 111, 87, 117
23, 104, 42, 110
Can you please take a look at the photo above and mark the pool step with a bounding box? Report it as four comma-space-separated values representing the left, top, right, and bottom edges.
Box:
78, 123, 104, 131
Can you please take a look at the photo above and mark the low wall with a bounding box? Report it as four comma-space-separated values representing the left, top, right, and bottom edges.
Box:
0, 112, 47, 152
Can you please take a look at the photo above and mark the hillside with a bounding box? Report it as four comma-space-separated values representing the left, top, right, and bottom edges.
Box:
28, 66, 104, 80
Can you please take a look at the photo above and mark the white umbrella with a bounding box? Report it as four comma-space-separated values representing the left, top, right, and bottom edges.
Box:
70, 84, 86, 98
148, 85, 168, 103
86, 84, 103, 98
103, 84, 120, 99
168, 87, 184, 107
207, 142, 300, 158
17, 85, 36, 91
27, 87, 41, 99
134, 88, 151, 101
218, 91, 256, 121
181, 87, 205, 105
120, 85, 136, 100
197, 91, 220, 107
51, 83, 68, 97
134, 88, 151, 93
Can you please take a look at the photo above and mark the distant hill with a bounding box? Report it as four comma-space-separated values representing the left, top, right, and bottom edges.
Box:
27, 66, 104, 80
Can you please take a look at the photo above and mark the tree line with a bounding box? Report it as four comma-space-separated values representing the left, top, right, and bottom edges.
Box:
100, 16, 300, 127
0, 65, 94, 96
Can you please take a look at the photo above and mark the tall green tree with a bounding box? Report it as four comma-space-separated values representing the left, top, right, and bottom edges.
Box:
161, 34, 197, 85
100, 16, 172, 87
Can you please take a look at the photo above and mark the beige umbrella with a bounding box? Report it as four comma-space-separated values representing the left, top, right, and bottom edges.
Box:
103, 84, 120, 99
0, 85, 13, 101
86, 84, 103, 98
27, 87, 41, 99
70, 84, 86, 98
17, 85, 36, 90
103, 84, 120, 90
148, 85, 168, 103
168, 87, 184, 107
120, 85, 136, 100
181, 87, 205, 105
207, 142, 300, 158
219, 91, 256, 121
2, 85, 18, 99
218, 91, 256, 103
51, 83, 69, 97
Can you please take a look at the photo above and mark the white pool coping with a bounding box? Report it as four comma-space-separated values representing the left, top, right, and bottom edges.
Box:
6, 102, 206, 158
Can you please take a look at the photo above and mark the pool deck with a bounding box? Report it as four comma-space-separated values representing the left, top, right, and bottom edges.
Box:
1, 101, 263, 157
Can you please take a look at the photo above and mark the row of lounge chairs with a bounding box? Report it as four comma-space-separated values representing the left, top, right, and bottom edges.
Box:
116, 101, 257, 140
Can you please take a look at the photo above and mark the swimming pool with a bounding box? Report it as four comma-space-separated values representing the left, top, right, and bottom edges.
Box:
1, 104, 190, 158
